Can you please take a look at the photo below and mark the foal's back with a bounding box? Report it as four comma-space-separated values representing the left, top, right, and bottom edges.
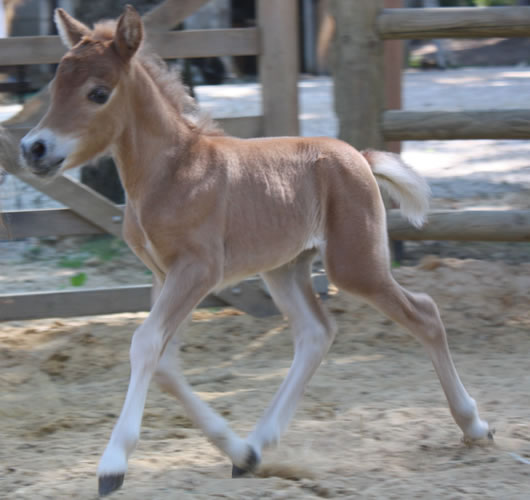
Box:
198, 135, 383, 281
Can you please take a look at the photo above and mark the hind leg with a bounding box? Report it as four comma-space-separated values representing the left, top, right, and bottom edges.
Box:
236, 250, 336, 475
325, 223, 489, 441
369, 281, 488, 439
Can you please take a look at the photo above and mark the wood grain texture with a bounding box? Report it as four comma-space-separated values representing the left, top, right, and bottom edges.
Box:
0, 29, 259, 66
0, 286, 227, 322
383, 0, 403, 154
258, 0, 300, 136
0, 208, 105, 240
330, 0, 385, 150
382, 110, 530, 140
378, 6, 530, 39
388, 210, 530, 242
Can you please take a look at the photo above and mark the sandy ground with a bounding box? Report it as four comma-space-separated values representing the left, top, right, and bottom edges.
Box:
1, 258, 530, 499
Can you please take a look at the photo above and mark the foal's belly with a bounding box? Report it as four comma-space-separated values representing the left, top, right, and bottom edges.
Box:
219, 224, 324, 288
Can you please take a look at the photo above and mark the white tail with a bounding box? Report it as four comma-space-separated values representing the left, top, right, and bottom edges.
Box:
362, 150, 431, 228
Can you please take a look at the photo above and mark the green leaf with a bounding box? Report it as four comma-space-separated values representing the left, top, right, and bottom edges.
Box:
70, 272, 87, 287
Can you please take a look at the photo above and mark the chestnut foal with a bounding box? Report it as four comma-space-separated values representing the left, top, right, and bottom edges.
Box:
20, 6, 490, 497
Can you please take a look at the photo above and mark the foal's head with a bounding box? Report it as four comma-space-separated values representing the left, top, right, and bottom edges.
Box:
20, 6, 144, 178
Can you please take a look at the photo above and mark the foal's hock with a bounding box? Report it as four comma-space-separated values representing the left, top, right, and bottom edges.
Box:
20, 5, 490, 497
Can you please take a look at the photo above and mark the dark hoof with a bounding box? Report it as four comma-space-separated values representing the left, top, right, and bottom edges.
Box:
232, 464, 249, 478
98, 474, 124, 497
232, 447, 259, 478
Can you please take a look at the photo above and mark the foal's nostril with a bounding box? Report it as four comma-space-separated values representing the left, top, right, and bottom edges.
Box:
30, 140, 46, 160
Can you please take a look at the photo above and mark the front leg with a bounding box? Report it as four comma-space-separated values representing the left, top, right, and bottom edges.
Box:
154, 335, 256, 469
97, 257, 220, 496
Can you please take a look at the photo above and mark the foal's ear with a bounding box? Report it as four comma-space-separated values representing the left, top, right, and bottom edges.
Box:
114, 5, 144, 62
54, 8, 91, 49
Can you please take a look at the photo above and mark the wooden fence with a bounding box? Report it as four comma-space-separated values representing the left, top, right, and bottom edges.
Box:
336, 2, 530, 240
376, 4, 530, 246
1, 1, 530, 321
377, 6, 530, 142
0, 0, 301, 320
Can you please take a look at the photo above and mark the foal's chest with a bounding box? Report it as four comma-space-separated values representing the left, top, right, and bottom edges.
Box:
123, 205, 168, 276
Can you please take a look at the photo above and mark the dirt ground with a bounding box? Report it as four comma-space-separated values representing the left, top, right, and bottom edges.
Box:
1, 257, 529, 499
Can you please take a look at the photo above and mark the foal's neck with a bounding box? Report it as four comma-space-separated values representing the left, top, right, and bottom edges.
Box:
111, 61, 193, 202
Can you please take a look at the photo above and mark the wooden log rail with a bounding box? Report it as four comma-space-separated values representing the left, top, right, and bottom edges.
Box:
378, 6, 530, 39
3, 208, 529, 242
376, 6, 530, 143
383, 110, 530, 141
387, 209, 530, 242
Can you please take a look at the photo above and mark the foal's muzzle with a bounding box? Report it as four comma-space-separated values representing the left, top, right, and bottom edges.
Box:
20, 132, 65, 178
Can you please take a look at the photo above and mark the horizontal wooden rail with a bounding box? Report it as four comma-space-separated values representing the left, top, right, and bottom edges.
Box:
388, 209, 530, 242
0, 208, 104, 239
0, 285, 227, 322
378, 7, 530, 39
3, 208, 529, 243
0, 28, 259, 66
0, 272, 328, 321
382, 110, 530, 141
5, 115, 263, 143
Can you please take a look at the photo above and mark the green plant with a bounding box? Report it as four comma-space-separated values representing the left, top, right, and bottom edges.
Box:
70, 272, 87, 287
472, 0, 518, 6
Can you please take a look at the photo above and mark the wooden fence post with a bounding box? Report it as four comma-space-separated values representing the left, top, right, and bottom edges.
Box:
257, 0, 299, 136
383, 0, 405, 261
330, 0, 385, 150
383, 0, 403, 155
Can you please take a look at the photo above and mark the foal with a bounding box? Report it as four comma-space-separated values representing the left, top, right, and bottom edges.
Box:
20, 6, 490, 497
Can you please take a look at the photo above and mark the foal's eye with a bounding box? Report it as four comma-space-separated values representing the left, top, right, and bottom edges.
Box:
88, 87, 110, 104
